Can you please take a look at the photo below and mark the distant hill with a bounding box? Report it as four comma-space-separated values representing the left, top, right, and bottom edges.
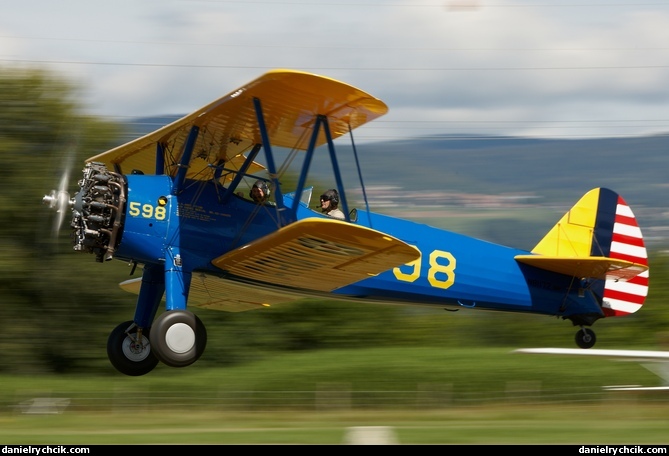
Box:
125, 116, 669, 250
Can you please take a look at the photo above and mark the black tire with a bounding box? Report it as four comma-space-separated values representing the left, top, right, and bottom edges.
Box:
107, 320, 159, 376
149, 310, 207, 368
575, 327, 596, 349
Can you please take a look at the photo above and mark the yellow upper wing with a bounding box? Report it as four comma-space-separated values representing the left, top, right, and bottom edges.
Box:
86, 69, 388, 181
211, 218, 419, 292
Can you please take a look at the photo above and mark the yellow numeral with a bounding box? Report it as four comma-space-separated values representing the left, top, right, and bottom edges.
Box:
154, 206, 166, 220
393, 257, 421, 282
129, 201, 141, 217
128, 202, 166, 221
428, 250, 455, 289
393, 248, 456, 290
141, 204, 153, 218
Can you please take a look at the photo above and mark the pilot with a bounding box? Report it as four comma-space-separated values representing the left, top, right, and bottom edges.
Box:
320, 189, 345, 220
250, 180, 270, 203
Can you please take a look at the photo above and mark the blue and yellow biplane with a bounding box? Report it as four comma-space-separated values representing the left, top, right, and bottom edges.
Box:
43, 70, 649, 376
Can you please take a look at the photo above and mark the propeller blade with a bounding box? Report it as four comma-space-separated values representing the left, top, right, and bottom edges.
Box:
42, 188, 72, 235
43, 144, 76, 236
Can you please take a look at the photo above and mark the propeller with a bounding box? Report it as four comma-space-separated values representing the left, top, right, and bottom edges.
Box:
42, 143, 76, 236
42, 171, 72, 235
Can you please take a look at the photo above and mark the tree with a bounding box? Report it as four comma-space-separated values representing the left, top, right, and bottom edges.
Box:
0, 67, 126, 373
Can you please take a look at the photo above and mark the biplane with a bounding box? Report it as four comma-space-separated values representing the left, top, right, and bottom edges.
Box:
42, 69, 650, 376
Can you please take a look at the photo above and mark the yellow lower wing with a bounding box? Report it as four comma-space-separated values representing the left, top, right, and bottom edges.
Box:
119, 218, 419, 312
119, 275, 310, 312
212, 218, 420, 292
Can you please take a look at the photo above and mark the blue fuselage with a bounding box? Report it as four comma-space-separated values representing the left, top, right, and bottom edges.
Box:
114, 175, 603, 320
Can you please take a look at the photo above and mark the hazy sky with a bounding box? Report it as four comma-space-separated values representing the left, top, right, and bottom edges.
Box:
2, 0, 669, 142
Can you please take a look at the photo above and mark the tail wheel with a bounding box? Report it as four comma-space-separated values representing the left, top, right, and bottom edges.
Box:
575, 327, 596, 349
107, 321, 159, 376
149, 310, 207, 368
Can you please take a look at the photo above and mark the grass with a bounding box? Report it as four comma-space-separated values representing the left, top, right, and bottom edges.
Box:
1, 405, 667, 444
1, 347, 667, 444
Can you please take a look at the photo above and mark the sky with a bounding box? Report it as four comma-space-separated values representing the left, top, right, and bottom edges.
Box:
2, 0, 669, 143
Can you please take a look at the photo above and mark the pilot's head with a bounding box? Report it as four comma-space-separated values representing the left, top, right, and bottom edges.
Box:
250, 180, 270, 203
320, 189, 339, 211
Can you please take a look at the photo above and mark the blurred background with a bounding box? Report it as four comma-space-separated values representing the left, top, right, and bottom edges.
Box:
0, 65, 666, 368
2, 1, 669, 443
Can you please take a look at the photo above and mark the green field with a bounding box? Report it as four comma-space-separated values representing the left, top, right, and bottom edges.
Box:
1, 405, 668, 445
1, 347, 668, 444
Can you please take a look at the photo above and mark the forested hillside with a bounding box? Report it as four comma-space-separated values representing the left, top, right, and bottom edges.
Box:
128, 116, 669, 250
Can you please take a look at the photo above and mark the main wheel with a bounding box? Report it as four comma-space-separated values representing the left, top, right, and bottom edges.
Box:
575, 327, 596, 349
149, 310, 207, 368
107, 320, 159, 376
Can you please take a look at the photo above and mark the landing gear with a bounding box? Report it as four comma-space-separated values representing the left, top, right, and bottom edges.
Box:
575, 327, 596, 349
149, 310, 207, 367
107, 321, 159, 376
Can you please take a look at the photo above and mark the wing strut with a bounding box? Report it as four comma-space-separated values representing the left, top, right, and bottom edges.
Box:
172, 126, 200, 195
253, 97, 294, 226
322, 116, 350, 219
292, 115, 323, 215
220, 143, 262, 203
290, 114, 353, 222
156, 142, 166, 175
348, 122, 373, 228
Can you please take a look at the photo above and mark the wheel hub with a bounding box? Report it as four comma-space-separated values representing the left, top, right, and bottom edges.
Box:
165, 323, 196, 354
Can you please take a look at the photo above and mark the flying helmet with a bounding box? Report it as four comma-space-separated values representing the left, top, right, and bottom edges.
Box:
320, 189, 339, 205
250, 179, 270, 201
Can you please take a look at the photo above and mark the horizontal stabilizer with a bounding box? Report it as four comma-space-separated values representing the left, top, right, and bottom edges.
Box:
514, 255, 648, 281
211, 218, 420, 292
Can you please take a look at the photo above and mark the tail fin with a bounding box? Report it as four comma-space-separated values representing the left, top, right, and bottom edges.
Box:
515, 188, 649, 316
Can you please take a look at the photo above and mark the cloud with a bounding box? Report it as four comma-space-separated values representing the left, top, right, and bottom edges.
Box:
2, 1, 669, 140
